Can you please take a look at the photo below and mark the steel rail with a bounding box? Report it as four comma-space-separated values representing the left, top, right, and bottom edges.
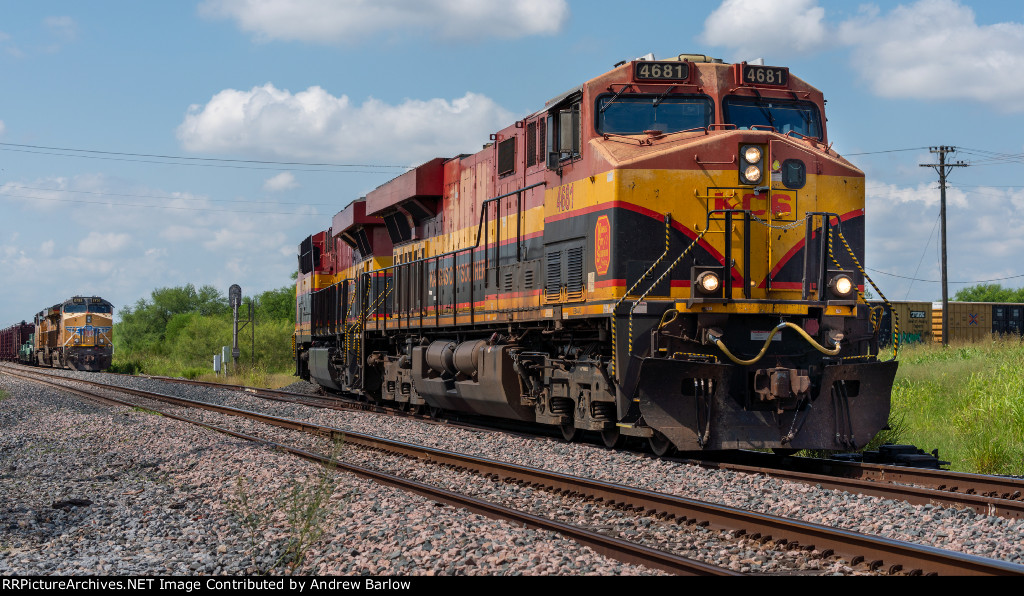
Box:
4, 366, 1021, 577
0, 367, 735, 577
10, 364, 1024, 522
681, 458, 1024, 520
794, 459, 1024, 502
114, 368, 1024, 520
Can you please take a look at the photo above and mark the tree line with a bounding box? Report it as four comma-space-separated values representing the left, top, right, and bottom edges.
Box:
112, 283, 295, 376
953, 283, 1024, 303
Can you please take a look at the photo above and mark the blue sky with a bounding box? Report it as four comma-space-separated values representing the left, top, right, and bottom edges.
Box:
3, 0, 1024, 323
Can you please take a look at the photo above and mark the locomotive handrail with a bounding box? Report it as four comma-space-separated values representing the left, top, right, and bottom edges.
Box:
693, 189, 735, 200
353, 181, 545, 331
609, 215, 672, 378
694, 154, 735, 166
600, 126, 708, 145
801, 211, 899, 361
367, 181, 545, 278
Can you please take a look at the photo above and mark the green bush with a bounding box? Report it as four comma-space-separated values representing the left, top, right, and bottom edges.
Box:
180, 367, 208, 380
108, 358, 145, 375
112, 283, 297, 383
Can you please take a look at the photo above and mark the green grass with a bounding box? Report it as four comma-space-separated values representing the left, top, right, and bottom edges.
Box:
890, 337, 1024, 474
111, 316, 296, 388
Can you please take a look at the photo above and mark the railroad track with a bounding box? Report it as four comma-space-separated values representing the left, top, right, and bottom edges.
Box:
682, 453, 1024, 521
8, 363, 1024, 521
0, 366, 729, 576
4, 365, 1022, 576
93, 367, 1024, 522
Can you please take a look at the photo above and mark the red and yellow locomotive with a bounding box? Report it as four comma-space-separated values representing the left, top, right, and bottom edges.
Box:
294, 54, 895, 454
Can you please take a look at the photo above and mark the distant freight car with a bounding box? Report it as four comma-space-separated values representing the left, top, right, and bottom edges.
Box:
0, 322, 33, 363
868, 301, 933, 347
931, 302, 1024, 343
870, 300, 1024, 346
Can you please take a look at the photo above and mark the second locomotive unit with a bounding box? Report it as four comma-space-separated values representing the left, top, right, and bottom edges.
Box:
294, 53, 896, 454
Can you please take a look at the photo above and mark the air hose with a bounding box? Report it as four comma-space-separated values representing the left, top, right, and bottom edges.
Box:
708, 321, 842, 366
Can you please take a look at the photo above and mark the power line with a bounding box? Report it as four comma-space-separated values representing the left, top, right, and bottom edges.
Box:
955, 147, 1024, 167
0, 146, 401, 173
0, 183, 342, 207
904, 210, 940, 300
866, 268, 1024, 284
843, 147, 929, 156
0, 191, 324, 216
0, 143, 411, 172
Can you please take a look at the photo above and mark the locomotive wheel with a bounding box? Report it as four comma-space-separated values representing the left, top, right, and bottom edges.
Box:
601, 427, 625, 449
648, 432, 674, 457
428, 406, 444, 420
560, 422, 581, 443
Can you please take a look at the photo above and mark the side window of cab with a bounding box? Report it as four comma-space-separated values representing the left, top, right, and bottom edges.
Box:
547, 101, 581, 168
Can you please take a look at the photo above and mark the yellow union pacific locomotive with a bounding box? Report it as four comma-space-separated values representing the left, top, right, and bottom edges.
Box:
294, 53, 896, 455
31, 296, 114, 371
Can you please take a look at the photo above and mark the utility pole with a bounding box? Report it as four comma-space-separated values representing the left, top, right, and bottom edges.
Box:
920, 146, 968, 347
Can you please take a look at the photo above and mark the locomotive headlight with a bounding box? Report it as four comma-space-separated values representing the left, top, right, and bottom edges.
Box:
739, 144, 764, 185
696, 271, 721, 294
829, 274, 854, 297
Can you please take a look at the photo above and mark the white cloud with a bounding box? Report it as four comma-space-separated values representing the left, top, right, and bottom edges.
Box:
699, 0, 1024, 111
263, 172, 298, 192
699, 0, 827, 60
176, 83, 515, 163
837, 0, 1024, 111
0, 173, 312, 319
0, 30, 21, 58
199, 0, 568, 43
202, 219, 287, 252
44, 16, 77, 42
77, 232, 132, 256
865, 181, 1024, 300
868, 180, 968, 210
159, 225, 206, 242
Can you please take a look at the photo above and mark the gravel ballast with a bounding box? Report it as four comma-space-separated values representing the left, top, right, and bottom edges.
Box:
2, 367, 1024, 575
0, 373, 663, 576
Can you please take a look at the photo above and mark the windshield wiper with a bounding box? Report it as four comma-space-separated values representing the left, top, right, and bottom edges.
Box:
652, 85, 677, 107
600, 84, 635, 113
751, 89, 776, 128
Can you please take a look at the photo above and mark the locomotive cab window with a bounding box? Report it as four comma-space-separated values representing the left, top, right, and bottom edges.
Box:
723, 96, 822, 139
596, 95, 712, 135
